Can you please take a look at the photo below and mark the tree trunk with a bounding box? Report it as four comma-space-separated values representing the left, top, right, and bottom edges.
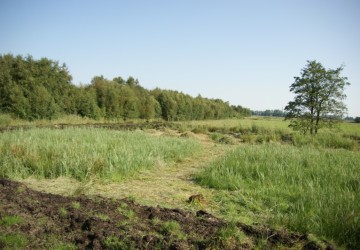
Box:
315, 110, 321, 134
310, 107, 314, 135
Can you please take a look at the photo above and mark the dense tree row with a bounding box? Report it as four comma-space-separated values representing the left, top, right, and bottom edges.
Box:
251, 109, 286, 117
0, 54, 251, 121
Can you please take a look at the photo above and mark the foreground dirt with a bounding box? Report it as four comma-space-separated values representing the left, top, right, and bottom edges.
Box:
0, 179, 333, 249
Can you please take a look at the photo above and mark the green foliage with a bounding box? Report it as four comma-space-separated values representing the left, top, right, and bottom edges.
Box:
0, 54, 72, 120
355, 117, 360, 123
75, 87, 103, 119
0, 128, 200, 181
151, 88, 249, 121
285, 60, 350, 135
196, 144, 360, 247
0, 53, 249, 122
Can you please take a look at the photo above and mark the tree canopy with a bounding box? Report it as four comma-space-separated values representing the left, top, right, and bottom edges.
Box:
285, 60, 350, 134
0, 54, 251, 121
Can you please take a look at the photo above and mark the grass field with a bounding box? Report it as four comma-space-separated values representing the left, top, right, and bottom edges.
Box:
178, 116, 291, 131
0, 128, 200, 181
1, 116, 359, 248
178, 116, 360, 135
195, 143, 360, 247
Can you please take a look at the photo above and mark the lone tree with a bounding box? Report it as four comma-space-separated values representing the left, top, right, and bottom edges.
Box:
285, 60, 350, 135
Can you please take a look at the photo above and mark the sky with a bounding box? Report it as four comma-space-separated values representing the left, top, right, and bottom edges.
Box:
1, 0, 359, 117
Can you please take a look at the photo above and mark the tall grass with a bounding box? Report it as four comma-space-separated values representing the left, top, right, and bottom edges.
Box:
0, 128, 200, 181
196, 143, 360, 248
291, 132, 358, 150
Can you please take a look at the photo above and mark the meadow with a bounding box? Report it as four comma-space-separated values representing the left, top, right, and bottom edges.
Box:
196, 143, 360, 247
0, 115, 359, 248
0, 128, 200, 181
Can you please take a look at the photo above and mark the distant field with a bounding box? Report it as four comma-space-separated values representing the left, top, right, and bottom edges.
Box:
177, 116, 291, 131
178, 116, 360, 134
340, 121, 360, 136
1, 113, 359, 136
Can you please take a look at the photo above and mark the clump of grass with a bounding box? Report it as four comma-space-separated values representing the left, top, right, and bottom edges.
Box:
196, 143, 360, 248
71, 202, 81, 209
0, 233, 28, 248
59, 207, 68, 218
117, 203, 136, 219
0, 128, 200, 181
150, 217, 161, 226
103, 236, 129, 249
0, 215, 24, 227
214, 223, 248, 249
191, 125, 208, 134
211, 133, 237, 145
160, 220, 186, 240
46, 234, 77, 250
95, 213, 110, 221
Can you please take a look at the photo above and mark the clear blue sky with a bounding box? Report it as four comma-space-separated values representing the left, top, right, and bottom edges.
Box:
1, 0, 359, 116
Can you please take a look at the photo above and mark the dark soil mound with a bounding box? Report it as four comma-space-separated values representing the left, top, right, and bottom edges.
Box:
0, 179, 331, 249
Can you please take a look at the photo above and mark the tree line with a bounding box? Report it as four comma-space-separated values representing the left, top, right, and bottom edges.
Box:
251, 109, 286, 117
0, 54, 251, 121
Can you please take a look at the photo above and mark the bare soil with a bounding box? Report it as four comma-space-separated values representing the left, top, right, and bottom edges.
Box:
0, 179, 332, 249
